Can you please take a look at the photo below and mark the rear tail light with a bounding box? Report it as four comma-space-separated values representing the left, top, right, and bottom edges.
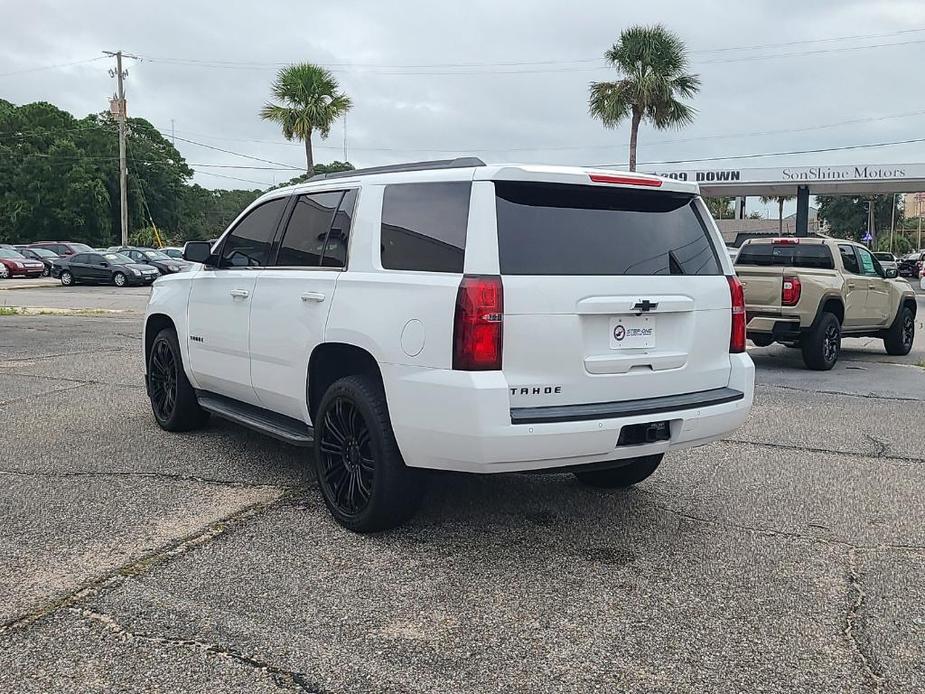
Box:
727, 275, 746, 354
453, 275, 503, 370
782, 276, 802, 306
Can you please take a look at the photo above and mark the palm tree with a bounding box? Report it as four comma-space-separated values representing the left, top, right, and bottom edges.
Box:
260, 63, 352, 177
589, 25, 700, 171
761, 195, 796, 234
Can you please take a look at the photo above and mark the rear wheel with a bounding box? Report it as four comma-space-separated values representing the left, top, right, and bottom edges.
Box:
314, 375, 424, 533
884, 305, 915, 356
148, 328, 209, 431
573, 454, 664, 488
60, 270, 73, 286
113, 272, 126, 287
801, 312, 841, 370
41, 266, 50, 277
0, 265, 8, 279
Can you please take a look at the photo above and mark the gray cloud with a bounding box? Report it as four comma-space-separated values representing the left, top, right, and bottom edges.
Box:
3, 0, 925, 219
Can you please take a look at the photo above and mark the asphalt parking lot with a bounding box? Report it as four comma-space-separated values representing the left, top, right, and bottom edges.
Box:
1, 285, 924, 693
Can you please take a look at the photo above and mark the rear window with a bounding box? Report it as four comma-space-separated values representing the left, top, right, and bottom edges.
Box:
494, 182, 720, 276
736, 243, 834, 269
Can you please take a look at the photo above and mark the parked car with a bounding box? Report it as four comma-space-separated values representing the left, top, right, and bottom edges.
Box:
27, 241, 95, 257
0, 248, 46, 279
898, 250, 925, 278
160, 246, 185, 259
144, 159, 755, 532
108, 247, 192, 275
735, 237, 916, 369
15, 246, 58, 276
52, 251, 160, 287
873, 251, 899, 274
726, 246, 738, 263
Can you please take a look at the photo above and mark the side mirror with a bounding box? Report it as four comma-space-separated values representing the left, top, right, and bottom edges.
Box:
183, 241, 215, 265
885, 267, 898, 279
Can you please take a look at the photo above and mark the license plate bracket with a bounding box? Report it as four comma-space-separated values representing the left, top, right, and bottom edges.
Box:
609, 315, 655, 349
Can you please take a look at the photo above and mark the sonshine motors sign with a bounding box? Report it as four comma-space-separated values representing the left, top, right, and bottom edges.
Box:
646, 164, 921, 184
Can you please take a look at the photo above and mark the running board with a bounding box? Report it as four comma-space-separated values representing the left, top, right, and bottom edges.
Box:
196, 391, 314, 446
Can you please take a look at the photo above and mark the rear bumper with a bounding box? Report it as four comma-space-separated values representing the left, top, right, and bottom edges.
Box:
383, 354, 754, 474
746, 314, 802, 341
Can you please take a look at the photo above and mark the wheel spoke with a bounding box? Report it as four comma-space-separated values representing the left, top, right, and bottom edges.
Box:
324, 412, 347, 445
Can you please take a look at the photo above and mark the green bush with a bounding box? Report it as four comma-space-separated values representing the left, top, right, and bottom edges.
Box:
875, 234, 913, 255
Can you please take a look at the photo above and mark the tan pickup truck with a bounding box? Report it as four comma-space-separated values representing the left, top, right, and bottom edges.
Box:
734, 238, 917, 370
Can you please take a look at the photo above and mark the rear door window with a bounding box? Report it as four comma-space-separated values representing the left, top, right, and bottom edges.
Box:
494, 182, 720, 276
380, 182, 471, 273
736, 243, 834, 269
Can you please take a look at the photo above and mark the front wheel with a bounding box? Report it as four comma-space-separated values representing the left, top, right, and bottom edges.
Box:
60, 270, 73, 286
113, 272, 126, 287
573, 454, 664, 488
314, 375, 424, 533
148, 328, 209, 431
884, 305, 915, 356
801, 312, 841, 370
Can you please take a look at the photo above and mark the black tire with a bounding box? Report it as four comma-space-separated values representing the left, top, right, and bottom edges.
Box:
750, 334, 774, 347
573, 454, 664, 488
884, 305, 915, 356
60, 270, 73, 286
313, 375, 424, 533
113, 272, 126, 287
801, 312, 841, 370
148, 327, 209, 432
42, 266, 50, 277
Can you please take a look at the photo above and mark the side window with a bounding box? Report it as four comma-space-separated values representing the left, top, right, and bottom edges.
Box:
839, 245, 860, 274
855, 247, 880, 277
71, 254, 87, 264
88, 254, 103, 264
220, 198, 287, 268
322, 189, 357, 268
276, 191, 343, 267
380, 182, 471, 273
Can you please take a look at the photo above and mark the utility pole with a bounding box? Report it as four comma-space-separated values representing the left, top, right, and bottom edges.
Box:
104, 50, 138, 246
890, 193, 896, 254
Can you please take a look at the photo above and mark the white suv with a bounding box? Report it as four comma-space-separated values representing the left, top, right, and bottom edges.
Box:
144, 159, 754, 532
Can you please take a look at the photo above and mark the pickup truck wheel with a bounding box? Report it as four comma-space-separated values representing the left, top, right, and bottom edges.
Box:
750, 335, 774, 347
148, 328, 209, 431
314, 375, 424, 533
801, 312, 841, 370
573, 454, 663, 488
884, 305, 915, 356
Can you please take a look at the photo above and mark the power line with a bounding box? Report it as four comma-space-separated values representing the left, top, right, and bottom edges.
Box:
168, 133, 303, 169
593, 136, 925, 168
0, 55, 106, 78
192, 170, 269, 186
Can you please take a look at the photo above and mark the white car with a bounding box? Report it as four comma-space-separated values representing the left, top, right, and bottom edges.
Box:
143, 159, 755, 531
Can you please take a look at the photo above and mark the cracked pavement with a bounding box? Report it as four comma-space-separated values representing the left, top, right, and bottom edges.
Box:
0, 289, 924, 693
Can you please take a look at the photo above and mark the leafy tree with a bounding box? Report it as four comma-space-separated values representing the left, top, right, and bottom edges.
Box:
269, 161, 355, 190
759, 195, 796, 234
705, 197, 734, 219
817, 194, 901, 243
875, 233, 913, 254
178, 185, 263, 242
589, 25, 700, 171
260, 64, 352, 176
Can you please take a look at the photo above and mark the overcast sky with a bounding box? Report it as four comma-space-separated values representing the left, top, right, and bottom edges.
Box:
2, 0, 925, 216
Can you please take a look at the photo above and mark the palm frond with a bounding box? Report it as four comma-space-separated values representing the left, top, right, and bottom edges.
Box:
259, 62, 352, 143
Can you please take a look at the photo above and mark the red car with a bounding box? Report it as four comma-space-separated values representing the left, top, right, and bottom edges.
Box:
26, 241, 95, 257
0, 248, 46, 278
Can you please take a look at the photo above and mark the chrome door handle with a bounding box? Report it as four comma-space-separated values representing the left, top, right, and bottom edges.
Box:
847, 283, 856, 289
229, 289, 249, 298
301, 292, 326, 303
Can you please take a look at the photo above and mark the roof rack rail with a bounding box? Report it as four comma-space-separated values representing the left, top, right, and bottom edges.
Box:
308, 157, 486, 181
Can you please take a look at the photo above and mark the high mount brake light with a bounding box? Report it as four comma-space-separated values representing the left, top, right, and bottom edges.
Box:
588, 173, 663, 187
727, 275, 746, 354
453, 275, 503, 370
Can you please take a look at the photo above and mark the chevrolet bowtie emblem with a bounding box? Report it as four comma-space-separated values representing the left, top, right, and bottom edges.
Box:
632, 300, 658, 313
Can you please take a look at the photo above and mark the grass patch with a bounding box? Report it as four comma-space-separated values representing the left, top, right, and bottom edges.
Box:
0, 306, 19, 316
0, 306, 120, 316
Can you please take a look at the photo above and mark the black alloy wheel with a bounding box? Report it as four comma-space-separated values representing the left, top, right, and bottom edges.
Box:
822, 322, 840, 364
902, 312, 915, 349
148, 338, 178, 423
318, 397, 375, 517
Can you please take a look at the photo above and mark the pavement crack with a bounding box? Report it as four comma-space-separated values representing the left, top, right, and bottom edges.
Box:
0, 382, 84, 408
863, 434, 890, 458
69, 607, 325, 693
719, 438, 924, 465
0, 467, 296, 490
0, 488, 302, 636
757, 382, 923, 403
844, 548, 886, 692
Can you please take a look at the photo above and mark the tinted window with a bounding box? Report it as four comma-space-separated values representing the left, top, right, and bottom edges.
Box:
381, 182, 471, 273
67, 243, 94, 253
856, 247, 881, 277
323, 189, 357, 267
839, 245, 860, 274
86, 254, 103, 264
736, 243, 834, 269
70, 254, 88, 263
495, 182, 720, 276
220, 198, 287, 268
276, 191, 343, 267
873, 252, 894, 262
